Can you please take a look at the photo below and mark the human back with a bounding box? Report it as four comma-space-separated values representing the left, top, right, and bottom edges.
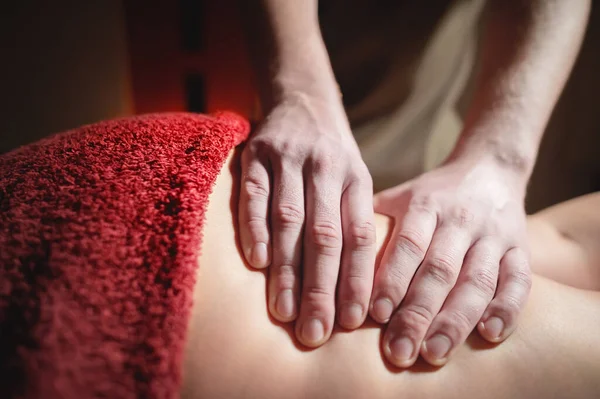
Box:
181, 151, 600, 399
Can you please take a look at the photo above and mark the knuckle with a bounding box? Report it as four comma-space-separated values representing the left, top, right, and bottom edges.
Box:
243, 176, 269, 199
305, 285, 334, 298
444, 309, 475, 335
276, 140, 293, 155
303, 285, 335, 309
425, 255, 457, 285
348, 166, 373, 187
504, 296, 522, 314
347, 220, 376, 248
273, 144, 305, 167
274, 263, 296, 279
493, 295, 522, 320
246, 215, 268, 231
373, 278, 409, 308
465, 268, 498, 297
451, 206, 475, 228
311, 153, 338, 176
274, 202, 305, 228
409, 194, 436, 213
508, 268, 533, 291
359, 168, 374, 186
340, 275, 370, 301
379, 266, 411, 299
248, 138, 273, 158
251, 138, 304, 163
273, 264, 297, 289
401, 304, 434, 330
345, 264, 369, 281
310, 220, 343, 250
246, 140, 263, 155
395, 230, 427, 260
384, 265, 410, 288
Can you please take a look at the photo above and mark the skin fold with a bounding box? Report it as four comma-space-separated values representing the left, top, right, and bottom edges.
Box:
181, 152, 600, 399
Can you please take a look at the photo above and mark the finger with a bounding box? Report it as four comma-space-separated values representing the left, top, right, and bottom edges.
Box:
268, 160, 305, 322
421, 238, 502, 366
372, 183, 410, 214
383, 227, 470, 368
337, 177, 376, 329
477, 246, 531, 343
239, 149, 272, 269
369, 209, 436, 323
296, 168, 343, 348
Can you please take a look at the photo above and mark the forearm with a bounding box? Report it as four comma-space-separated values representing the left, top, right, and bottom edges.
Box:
452, 0, 590, 183
239, 0, 340, 112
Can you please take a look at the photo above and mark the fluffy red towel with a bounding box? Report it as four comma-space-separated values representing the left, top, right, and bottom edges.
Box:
0, 112, 250, 398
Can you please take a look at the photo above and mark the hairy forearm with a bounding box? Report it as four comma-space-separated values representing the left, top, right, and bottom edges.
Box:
239, 0, 340, 111
453, 0, 590, 182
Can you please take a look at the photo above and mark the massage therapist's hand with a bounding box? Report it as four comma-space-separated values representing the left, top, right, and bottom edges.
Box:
371, 157, 532, 367
239, 91, 377, 347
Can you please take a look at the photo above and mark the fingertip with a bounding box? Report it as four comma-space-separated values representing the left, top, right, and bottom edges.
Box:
296, 317, 329, 348
271, 289, 297, 322
247, 242, 271, 269
478, 316, 507, 343
385, 336, 418, 368
421, 334, 452, 366
370, 297, 394, 323
338, 303, 365, 330
243, 245, 254, 267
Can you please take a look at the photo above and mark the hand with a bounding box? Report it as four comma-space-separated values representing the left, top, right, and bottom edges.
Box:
238, 91, 377, 347
370, 158, 532, 367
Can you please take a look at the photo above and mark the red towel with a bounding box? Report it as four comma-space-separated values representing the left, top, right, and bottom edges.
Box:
0, 112, 250, 398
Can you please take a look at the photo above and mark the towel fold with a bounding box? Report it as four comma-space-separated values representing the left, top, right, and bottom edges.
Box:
0, 112, 250, 398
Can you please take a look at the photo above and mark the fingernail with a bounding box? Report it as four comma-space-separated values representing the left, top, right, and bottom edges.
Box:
372, 297, 394, 322
276, 289, 295, 319
339, 303, 363, 328
483, 317, 504, 340
424, 334, 452, 361
302, 318, 325, 345
388, 337, 414, 366
251, 242, 269, 267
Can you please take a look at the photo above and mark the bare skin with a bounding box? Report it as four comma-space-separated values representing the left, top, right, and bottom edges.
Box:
237, 0, 591, 367
181, 152, 600, 399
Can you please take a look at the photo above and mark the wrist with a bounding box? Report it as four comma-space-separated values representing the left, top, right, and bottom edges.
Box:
455, 81, 543, 185
481, 151, 530, 198
447, 136, 534, 195
451, 125, 537, 178
264, 34, 341, 110
273, 63, 340, 103
262, 67, 342, 115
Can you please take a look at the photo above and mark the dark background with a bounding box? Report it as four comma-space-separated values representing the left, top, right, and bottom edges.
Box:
1, 0, 598, 212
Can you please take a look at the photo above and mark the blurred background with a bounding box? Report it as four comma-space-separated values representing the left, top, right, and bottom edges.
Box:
1, 0, 598, 212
